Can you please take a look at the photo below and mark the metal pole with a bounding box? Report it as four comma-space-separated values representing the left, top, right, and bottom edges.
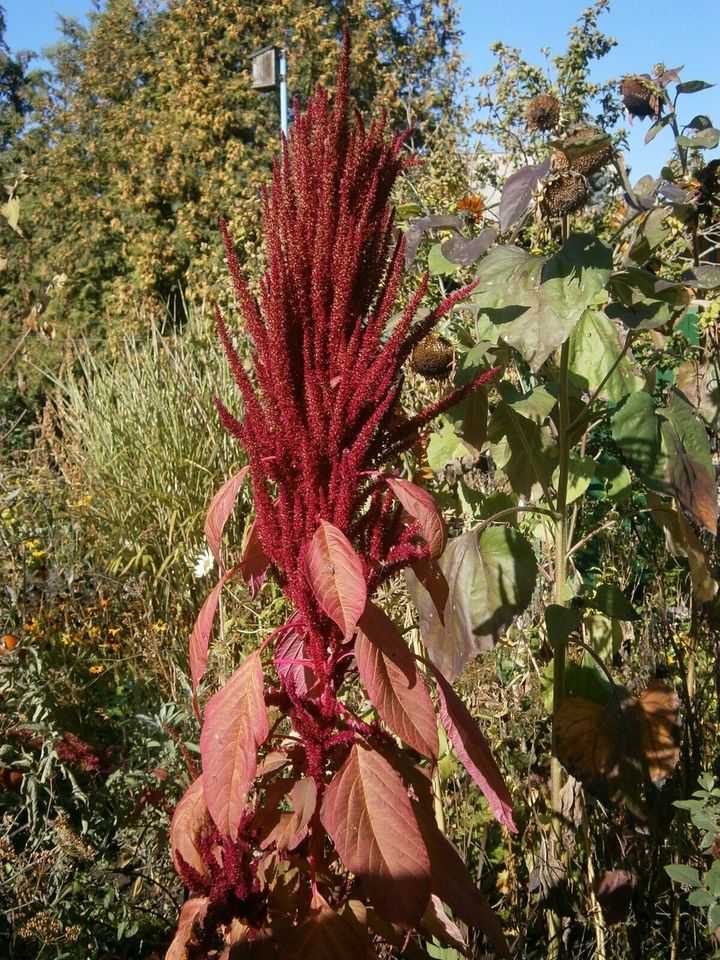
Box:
279, 48, 288, 140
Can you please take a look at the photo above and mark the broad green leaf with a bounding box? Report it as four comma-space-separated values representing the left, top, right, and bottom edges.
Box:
708, 902, 720, 933
644, 114, 672, 143
688, 889, 714, 908
408, 526, 537, 681
320, 744, 431, 927
488, 402, 558, 499
626, 209, 671, 266
676, 80, 715, 94
552, 456, 596, 504
707, 860, 720, 897
541, 659, 613, 711
428, 242, 459, 276
355, 602, 439, 759
200, 653, 269, 839
584, 613, 623, 662
664, 864, 701, 887
499, 381, 557, 422
676, 128, 720, 149
568, 309, 643, 401
607, 266, 688, 329
686, 114, 713, 131
684, 264, 720, 290
472, 235, 612, 371
427, 421, 473, 472
596, 459, 632, 500
545, 604, 581, 647
592, 584, 640, 621
611, 392, 660, 480
304, 522, 366, 640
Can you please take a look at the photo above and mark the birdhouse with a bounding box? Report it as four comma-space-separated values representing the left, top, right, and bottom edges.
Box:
250, 46, 280, 91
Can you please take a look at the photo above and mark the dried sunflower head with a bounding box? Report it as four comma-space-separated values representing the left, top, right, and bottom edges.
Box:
410, 333, 454, 380
541, 171, 589, 219
552, 126, 614, 178
524, 93, 562, 132
620, 75, 663, 120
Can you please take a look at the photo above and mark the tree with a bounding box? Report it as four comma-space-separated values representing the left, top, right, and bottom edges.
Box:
0, 0, 464, 373
0, 4, 30, 152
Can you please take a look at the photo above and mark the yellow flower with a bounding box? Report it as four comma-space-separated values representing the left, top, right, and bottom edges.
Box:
89, 664, 105, 675
152, 621, 168, 633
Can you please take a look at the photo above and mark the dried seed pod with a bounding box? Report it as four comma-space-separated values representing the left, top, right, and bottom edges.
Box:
410, 334, 454, 380
541, 172, 589, 219
696, 159, 720, 212
552, 126, 614, 178
524, 93, 562, 132
620, 75, 662, 120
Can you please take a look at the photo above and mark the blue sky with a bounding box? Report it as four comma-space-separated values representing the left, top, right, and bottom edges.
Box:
3, 0, 719, 177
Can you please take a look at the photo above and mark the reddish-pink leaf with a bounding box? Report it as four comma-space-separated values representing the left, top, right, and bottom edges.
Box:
355, 602, 439, 759
421, 895, 470, 957
240, 520, 270, 596
200, 652, 269, 839
320, 743, 431, 927
273, 613, 317, 697
304, 521, 367, 640
261, 776, 318, 852
189, 564, 240, 719
413, 798, 510, 959
165, 897, 208, 960
386, 478, 447, 559
170, 777, 211, 879
433, 668, 516, 833
283, 894, 369, 959
406, 556, 448, 626
205, 467, 249, 570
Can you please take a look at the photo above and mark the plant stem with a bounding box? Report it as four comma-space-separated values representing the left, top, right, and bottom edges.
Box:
548, 336, 571, 958
582, 809, 607, 960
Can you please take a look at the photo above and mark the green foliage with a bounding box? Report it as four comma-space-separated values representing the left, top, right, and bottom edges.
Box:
47, 306, 241, 616
667, 776, 720, 936
0, 0, 464, 383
